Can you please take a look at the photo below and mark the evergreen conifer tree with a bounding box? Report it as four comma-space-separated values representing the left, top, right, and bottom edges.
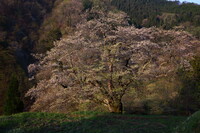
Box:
3, 75, 23, 115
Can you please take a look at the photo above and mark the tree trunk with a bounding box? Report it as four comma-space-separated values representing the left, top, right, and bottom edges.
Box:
107, 100, 123, 113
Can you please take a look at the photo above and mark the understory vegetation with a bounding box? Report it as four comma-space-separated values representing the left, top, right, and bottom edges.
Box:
176, 57, 200, 114
3, 75, 23, 115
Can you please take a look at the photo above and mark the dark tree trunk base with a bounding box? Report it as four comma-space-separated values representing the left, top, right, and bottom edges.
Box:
107, 101, 123, 113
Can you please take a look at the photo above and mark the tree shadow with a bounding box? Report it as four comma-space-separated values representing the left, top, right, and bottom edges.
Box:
0, 112, 186, 133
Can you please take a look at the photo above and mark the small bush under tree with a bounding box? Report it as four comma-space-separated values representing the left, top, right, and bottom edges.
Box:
177, 56, 200, 114
175, 111, 200, 133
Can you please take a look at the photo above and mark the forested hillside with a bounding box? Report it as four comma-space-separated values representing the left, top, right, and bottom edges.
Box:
111, 0, 200, 37
0, 0, 60, 114
0, 0, 89, 115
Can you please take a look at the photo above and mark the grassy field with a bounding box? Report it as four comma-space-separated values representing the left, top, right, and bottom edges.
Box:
0, 112, 186, 133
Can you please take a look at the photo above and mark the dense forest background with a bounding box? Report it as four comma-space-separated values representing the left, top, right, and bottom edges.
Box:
0, 0, 200, 115
0, 0, 59, 114
111, 0, 200, 37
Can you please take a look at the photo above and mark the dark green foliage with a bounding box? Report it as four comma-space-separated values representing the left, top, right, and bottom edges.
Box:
3, 75, 24, 115
190, 56, 200, 80
37, 28, 62, 52
192, 27, 200, 39
175, 111, 200, 133
82, 0, 93, 11
0, 0, 57, 51
0, 0, 59, 114
111, 0, 175, 28
47, 28, 62, 43
0, 47, 27, 115
111, 0, 200, 33
177, 57, 200, 114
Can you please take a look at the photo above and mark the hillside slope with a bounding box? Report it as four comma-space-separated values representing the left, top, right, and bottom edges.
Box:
0, 112, 186, 133
0, 0, 83, 115
0, 0, 60, 115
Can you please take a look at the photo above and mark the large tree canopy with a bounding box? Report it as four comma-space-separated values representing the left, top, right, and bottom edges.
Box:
26, 6, 200, 113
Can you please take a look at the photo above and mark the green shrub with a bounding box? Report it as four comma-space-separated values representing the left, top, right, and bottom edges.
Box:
177, 56, 200, 114
47, 28, 62, 43
36, 28, 62, 53
82, 0, 93, 11
192, 27, 200, 39
175, 111, 200, 133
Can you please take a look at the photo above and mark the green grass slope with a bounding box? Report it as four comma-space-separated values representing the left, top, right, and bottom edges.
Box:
175, 111, 200, 133
0, 112, 186, 133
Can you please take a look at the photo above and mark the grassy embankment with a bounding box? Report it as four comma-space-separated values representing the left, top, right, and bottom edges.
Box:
0, 111, 186, 133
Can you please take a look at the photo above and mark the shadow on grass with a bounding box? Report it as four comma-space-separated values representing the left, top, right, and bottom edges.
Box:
0, 112, 186, 133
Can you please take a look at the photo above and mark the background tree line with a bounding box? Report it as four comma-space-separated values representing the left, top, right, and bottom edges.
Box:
111, 0, 200, 38
0, 0, 59, 115
0, 0, 85, 115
